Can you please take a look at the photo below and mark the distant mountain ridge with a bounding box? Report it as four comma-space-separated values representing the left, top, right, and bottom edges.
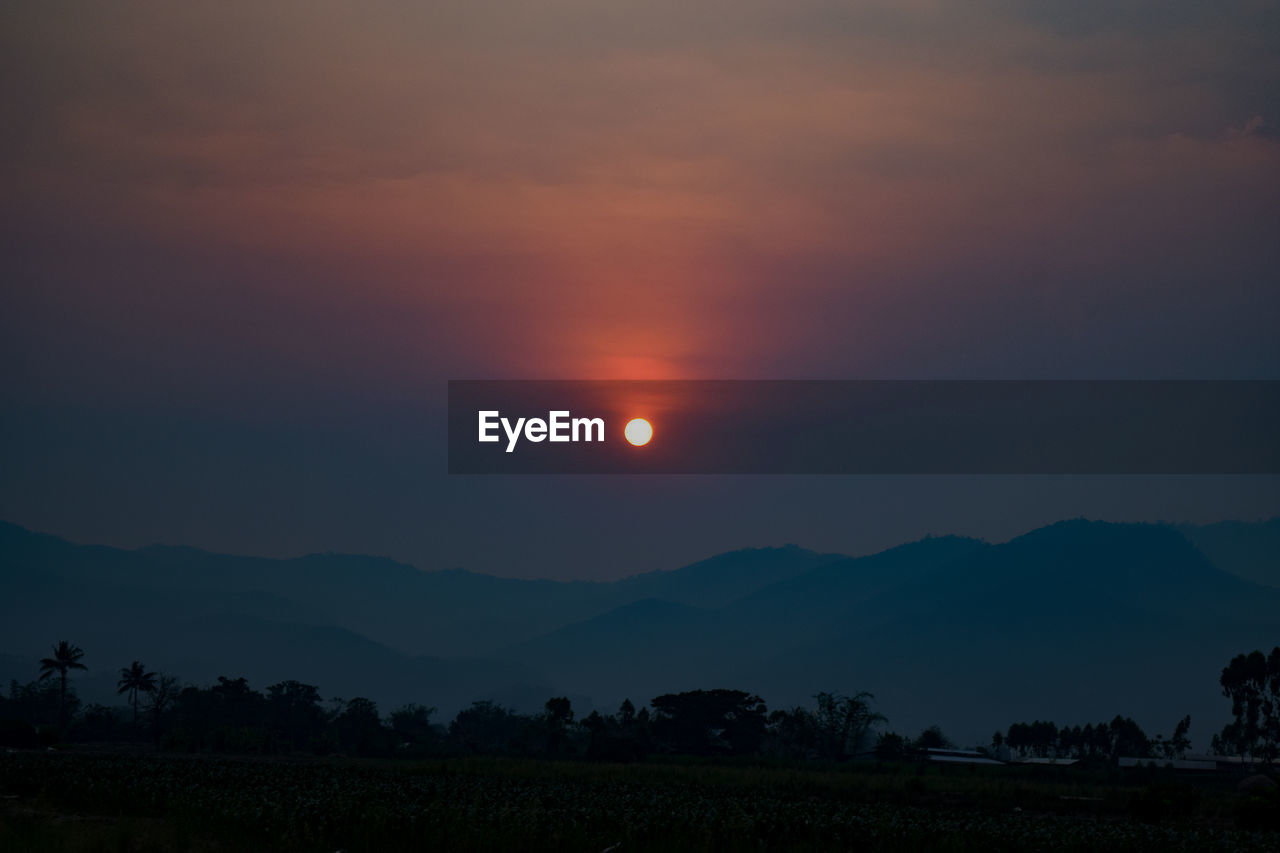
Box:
1176, 518, 1280, 588
2, 518, 1277, 747
0, 521, 834, 658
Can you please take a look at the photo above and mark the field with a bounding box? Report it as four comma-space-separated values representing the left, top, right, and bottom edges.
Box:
1, 751, 1278, 852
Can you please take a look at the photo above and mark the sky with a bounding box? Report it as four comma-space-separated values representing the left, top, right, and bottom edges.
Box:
2, 1, 1278, 579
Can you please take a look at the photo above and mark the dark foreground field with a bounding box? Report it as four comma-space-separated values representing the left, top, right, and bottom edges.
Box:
1, 751, 1278, 852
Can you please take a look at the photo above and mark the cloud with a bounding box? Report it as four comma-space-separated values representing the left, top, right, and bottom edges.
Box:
1236, 115, 1280, 141
2, 1, 1277, 390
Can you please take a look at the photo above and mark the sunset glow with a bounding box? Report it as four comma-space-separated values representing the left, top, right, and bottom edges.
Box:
2, 1, 1277, 578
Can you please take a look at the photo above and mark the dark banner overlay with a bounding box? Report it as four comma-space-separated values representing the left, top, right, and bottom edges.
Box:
447, 381, 1280, 474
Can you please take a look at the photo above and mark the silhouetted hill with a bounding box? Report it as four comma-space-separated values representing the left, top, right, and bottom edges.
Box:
0, 522, 836, 713
505, 521, 1280, 745
2, 518, 1277, 743
501, 536, 988, 700
0, 525, 539, 713
610, 545, 845, 608
762, 521, 1280, 742
1176, 518, 1280, 588
0, 523, 831, 660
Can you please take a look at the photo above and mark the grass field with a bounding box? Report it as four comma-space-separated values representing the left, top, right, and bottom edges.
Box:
1, 750, 1277, 851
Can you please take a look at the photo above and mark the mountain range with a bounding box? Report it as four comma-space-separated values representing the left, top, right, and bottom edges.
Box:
2, 518, 1277, 748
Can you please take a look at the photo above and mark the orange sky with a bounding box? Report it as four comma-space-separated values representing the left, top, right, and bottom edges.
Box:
5, 1, 1278, 393
3, 1, 1279, 576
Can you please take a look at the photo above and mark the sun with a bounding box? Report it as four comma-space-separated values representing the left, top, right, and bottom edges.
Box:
624, 418, 653, 446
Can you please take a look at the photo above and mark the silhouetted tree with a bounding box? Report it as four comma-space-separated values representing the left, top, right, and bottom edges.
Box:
650, 689, 768, 755
335, 697, 385, 756
38, 640, 87, 734
1004, 720, 1057, 758
544, 696, 573, 723
166, 676, 268, 752
146, 673, 182, 740
389, 703, 438, 755
543, 696, 574, 755
618, 699, 652, 757
875, 731, 909, 761
73, 704, 123, 741
812, 692, 886, 759
914, 725, 953, 751
767, 707, 819, 759
1216, 647, 1280, 761
580, 709, 605, 733
765, 692, 884, 761
211, 676, 265, 744
1003, 716, 1154, 761
1164, 715, 1192, 760
265, 681, 326, 753
1058, 725, 1084, 759
116, 660, 157, 730
449, 700, 527, 755
1108, 715, 1151, 758
2, 678, 67, 732
572, 701, 649, 761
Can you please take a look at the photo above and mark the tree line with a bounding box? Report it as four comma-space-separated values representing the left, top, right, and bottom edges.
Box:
3, 641, 1278, 765
1, 661, 886, 762
992, 715, 1191, 763
987, 647, 1280, 765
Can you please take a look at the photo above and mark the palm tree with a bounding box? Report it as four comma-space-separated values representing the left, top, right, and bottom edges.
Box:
38, 640, 88, 733
116, 660, 157, 729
